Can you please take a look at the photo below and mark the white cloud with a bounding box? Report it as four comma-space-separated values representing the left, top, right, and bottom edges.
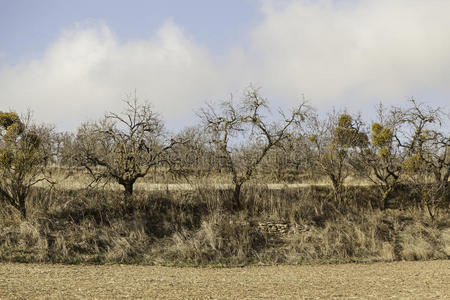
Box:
1, 0, 450, 131
251, 0, 450, 109
0, 20, 233, 130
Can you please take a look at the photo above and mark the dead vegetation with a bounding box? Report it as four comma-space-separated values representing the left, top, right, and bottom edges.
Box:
0, 183, 448, 265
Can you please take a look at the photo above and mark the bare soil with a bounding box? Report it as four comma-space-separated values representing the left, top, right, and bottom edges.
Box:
0, 260, 448, 299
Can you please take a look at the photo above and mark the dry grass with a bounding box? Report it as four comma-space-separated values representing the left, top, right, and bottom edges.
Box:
0, 179, 449, 266
42, 167, 377, 192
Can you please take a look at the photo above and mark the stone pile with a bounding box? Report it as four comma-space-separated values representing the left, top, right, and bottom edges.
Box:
257, 222, 312, 235
257, 222, 289, 234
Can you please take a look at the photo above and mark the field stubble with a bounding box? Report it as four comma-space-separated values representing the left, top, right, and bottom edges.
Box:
0, 260, 449, 299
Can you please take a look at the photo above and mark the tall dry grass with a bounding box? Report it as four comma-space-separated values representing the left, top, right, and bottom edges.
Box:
0, 183, 448, 265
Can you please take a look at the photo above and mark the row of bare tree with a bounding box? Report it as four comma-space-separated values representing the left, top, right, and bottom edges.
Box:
1, 87, 449, 218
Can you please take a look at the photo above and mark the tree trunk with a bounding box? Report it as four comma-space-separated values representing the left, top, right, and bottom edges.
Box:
330, 176, 344, 207
381, 186, 394, 210
122, 182, 134, 202
19, 196, 27, 219
232, 183, 242, 211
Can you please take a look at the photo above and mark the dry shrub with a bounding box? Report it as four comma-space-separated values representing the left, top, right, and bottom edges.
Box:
271, 209, 449, 264
169, 211, 264, 265
0, 220, 47, 262
282, 213, 395, 263
399, 222, 447, 260
243, 185, 331, 225
46, 217, 150, 263
105, 218, 149, 263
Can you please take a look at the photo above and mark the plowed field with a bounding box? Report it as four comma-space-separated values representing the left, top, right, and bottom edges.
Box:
0, 260, 448, 299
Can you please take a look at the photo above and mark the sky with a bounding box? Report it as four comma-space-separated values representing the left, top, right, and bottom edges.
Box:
1, 0, 449, 132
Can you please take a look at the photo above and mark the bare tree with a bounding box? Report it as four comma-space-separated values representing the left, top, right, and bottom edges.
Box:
53, 131, 77, 166
400, 100, 450, 218
0, 111, 53, 218
258, 132, 311, 182
354, 104, 405, 209
75, 97, 178, 201
169, 126, 218, 178
199, 86, 308, 210
306, 111, 368, 206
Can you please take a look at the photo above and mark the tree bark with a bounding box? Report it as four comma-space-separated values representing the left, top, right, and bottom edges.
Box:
232, 183, 242, 211
122, 181, 134, 202
19, 196, 27, 219
381, 185, 394, 210
330, 176, 344, 207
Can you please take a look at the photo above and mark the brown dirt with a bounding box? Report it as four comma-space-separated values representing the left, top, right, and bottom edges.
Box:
0, 261, 448, 299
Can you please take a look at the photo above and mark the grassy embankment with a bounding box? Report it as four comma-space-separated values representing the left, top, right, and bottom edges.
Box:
1, 169, 449, 265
